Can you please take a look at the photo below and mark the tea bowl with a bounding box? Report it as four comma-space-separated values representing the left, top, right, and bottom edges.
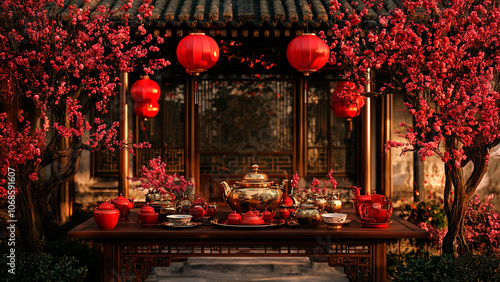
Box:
167, 214, 193, 226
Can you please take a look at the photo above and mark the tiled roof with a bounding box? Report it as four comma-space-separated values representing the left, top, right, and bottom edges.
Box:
60, 0, 398, 30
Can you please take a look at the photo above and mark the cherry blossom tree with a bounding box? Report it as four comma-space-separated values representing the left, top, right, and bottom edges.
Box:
328, 0, 500, 254
0, 0, 168, 251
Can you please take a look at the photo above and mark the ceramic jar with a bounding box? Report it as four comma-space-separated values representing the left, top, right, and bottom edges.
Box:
138, 203, 159, 226
93, 202, 119, 230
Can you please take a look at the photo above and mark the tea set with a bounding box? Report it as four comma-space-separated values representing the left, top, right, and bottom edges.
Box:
93, 165, 393, 230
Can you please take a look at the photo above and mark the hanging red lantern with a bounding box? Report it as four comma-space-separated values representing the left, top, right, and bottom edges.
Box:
130, 76, 161, 103
286, 33, 330, 76
134, 101, 159, 118
176, 33, 219, 75
331, 81, 366, 118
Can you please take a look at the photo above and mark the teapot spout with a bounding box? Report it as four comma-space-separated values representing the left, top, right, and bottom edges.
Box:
128, 198, 135, 208
220, 181, 232, 200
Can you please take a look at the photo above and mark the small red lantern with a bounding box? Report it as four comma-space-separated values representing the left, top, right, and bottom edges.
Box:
134, 101, 159, 118
176, 33, 219, 75
130, 76, 161, 103
286, 33, 330, 76
331, 81, 365, 118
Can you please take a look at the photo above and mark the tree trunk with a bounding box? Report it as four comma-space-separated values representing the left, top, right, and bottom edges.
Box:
442, 145, 488, 254
16, 186, 43, 252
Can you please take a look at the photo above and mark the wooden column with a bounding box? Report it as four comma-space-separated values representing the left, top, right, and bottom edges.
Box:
293, 76, 307, 178
185, 76, 199, 191
380, 93, 393, 198
360, 70, 372, 195
118, 72, 129, 198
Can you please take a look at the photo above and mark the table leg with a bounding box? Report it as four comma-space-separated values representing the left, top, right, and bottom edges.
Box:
373, 240, 387, 282
101, 240, 120, 282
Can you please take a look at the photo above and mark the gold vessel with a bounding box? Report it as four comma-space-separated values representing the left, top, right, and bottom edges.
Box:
325, 192, 343, 213
220, 164, 287, 213
294, 204, 322, 226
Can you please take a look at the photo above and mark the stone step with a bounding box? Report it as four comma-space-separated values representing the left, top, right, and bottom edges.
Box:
145, 257, 349, 282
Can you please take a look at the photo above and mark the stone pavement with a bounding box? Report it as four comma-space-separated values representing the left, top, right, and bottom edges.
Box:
145, 257, 349, 282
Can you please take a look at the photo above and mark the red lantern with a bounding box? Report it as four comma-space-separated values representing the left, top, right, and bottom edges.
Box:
130, 76, 161, 103
134, 101, 159, 118
331, 81, 366, 118
176, 33, 219, 75
286, 33, 330, 76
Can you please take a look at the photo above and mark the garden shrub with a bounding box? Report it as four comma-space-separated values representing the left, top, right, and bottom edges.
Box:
397, 253, 500, 282
464, 194, 500, 256
0, 252, 87, 282
46, 239, 97, 282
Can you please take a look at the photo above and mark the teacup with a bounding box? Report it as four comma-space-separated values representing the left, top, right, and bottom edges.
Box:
167, 214, 193, 226
322, 213, 347, 224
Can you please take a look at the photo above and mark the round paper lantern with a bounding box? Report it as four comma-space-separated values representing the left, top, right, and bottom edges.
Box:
134, 101, 159, 118
130, 76, 161, 103
331, 81, 365, 118
286, 33, 330, 76
176, 33, 219, 75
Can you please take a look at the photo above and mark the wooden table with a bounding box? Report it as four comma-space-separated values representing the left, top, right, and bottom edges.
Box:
68, 209, 427, 282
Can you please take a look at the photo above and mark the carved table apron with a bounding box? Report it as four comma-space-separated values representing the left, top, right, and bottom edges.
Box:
68, 209, 427, 282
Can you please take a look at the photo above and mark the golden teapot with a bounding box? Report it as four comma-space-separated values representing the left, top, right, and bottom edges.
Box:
220, 164, 287, 213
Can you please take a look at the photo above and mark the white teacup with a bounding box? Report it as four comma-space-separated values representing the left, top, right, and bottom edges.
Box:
167, 214, 193, 226
322, 213, 347, 224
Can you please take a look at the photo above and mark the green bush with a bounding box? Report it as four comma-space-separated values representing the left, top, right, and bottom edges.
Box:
397, 253, 500, 281
0, 252, 87, 282
46, 239, 96, 281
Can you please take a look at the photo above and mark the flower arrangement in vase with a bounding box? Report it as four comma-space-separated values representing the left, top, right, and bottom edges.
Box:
290, 169, 338, 207
127, 157, 194, 204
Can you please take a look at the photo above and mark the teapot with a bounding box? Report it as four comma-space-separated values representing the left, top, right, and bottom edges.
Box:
325, 192, 343, 213
189, 205, 207, 218
111, 194, 135, 220
351, 187, 393, 222
294, 204, 322, 226
309, 193, 327, 212
220, 164, 287, 213
261, 209, 274, 223
240, 210, 265, 225
206, 204, 218, 219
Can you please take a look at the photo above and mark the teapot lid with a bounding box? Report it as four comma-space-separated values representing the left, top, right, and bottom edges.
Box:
243, 165, 269, 182
97, 202, 115, 210
236, 165, 278, 188
140, 203, 155, 214
113, 194, 130, 203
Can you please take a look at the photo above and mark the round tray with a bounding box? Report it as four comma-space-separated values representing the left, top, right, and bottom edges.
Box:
214, 219, 285, 229
162, 222, 200, 228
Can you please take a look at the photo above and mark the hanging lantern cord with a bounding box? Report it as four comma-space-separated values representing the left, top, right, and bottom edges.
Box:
347, 118, 353, 139
194, 77, 198, 105
304, 76, 308, 104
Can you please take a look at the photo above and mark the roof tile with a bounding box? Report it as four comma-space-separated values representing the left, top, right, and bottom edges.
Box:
61, 0, 396, 30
